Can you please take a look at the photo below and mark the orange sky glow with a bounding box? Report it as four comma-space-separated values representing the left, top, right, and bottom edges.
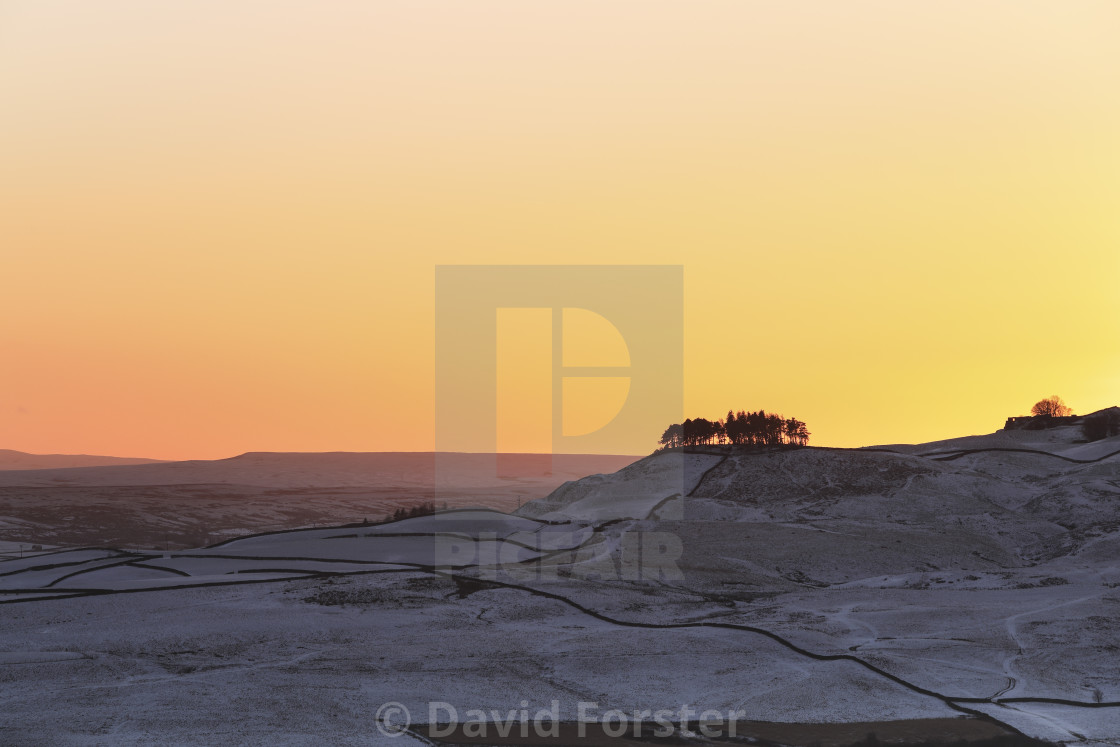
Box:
2, 1, 1118, 459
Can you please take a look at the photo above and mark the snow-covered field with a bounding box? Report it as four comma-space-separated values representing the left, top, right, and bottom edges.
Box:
0, 452, 639, 550
2, 428, 1119, 745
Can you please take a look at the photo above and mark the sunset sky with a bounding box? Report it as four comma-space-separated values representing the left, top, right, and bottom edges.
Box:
2, 1, 1118, 460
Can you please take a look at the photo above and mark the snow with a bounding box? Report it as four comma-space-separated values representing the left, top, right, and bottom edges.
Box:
361, 509, 546, 536
2, 424, 1118, 744
516, 451, 724, 522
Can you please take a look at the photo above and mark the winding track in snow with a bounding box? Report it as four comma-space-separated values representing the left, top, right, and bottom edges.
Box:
6, 532, 1119, 735
6, 505, 1120, 724
5, 451, 1120, 742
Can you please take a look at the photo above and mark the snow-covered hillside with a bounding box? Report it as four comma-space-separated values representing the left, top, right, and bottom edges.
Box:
1, 426, 1118, 745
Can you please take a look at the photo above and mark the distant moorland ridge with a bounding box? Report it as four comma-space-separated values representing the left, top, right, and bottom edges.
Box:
0, 449, 165, 471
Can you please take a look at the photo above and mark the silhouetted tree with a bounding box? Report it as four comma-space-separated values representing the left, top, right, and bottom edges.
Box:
746, 411, 763, 446
784, 417, 810, 446
659, 423, 684, 449
1031, 395, 1072, 417
683, 417, 718, 445
715, 417, 728, 444
724, 410, 745, 445
733, 412, 748, 445
764, 412, 784, 445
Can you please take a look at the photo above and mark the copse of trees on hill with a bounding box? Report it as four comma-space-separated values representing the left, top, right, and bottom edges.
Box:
383, 501, 447, 523
659, 409, 810, 449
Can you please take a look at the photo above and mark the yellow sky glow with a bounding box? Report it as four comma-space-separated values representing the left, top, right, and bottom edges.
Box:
2, 1, 1118, 459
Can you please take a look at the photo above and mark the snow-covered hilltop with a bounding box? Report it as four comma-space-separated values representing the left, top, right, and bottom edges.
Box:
2, 421, 1118, 745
